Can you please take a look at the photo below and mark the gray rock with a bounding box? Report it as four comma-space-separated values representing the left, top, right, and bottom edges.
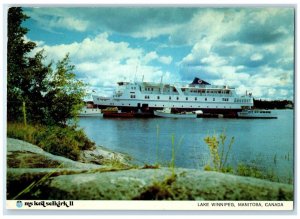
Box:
79, 145, 131, 165
28, 168, 293, 200
7, 138, 101, 169
6, 138, 293, 201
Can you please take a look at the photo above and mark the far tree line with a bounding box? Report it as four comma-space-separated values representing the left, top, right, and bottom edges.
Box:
253, 99, 293, 109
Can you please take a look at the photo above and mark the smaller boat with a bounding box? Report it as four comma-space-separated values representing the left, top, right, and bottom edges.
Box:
101, 107, 119, 114
102, 107, 135, 118
237, 109, 277, 119
78, 106, 102, 117
154, 107, 197, 119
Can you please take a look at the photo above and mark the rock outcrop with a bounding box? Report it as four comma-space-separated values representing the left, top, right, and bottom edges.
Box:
6, 138, 293, 201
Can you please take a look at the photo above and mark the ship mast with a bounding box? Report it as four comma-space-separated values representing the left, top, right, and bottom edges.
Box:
160, 74, 164, 94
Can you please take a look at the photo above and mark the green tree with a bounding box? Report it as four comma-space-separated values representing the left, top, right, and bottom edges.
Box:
24, 50, 52, 123
44, 54, 85, 125
7, 7, 36, 121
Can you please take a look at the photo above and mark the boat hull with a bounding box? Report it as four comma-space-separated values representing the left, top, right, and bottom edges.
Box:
154, 110, 197, 118
237, 110, 277, 119
78, 107, 102, 117
103, 112, 135, 118
94, 104, 240, 116
78, 113, 102, 117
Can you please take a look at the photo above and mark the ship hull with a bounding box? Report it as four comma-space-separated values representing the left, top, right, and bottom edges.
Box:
154, 110, 197, 119
92, 103, 240, 117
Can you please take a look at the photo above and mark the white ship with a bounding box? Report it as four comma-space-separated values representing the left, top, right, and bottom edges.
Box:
92, 77, 253, 117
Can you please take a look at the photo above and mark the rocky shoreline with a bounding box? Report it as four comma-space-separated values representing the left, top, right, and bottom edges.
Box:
7, 138, 293, 200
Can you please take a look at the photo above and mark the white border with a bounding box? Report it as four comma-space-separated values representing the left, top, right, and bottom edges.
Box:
6, 201, 294, 211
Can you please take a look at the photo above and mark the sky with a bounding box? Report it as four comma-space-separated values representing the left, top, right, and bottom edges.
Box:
22, 7, 295, 100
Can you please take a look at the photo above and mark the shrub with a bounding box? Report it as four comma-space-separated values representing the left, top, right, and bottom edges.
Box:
203, 131, 234, 172
7, 122, 95, 160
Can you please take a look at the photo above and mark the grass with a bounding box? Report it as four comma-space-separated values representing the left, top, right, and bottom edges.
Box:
7, 122, 95, 161
134, 173, 177, 200
12, 163, 64, 200
168, 133, 184, 177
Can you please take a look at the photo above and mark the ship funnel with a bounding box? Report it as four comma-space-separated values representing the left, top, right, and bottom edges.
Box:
191, 77, 210, 85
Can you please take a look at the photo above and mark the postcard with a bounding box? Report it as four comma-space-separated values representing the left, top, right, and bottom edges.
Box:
5, 5, 295, 211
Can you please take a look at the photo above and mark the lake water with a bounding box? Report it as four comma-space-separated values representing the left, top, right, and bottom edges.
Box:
78, 110, 294, 183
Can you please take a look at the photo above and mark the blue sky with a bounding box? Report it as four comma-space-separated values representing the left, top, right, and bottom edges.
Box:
22, 7, 294, 100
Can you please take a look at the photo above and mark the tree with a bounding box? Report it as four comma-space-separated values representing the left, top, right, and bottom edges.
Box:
7, 7, 36, 121
7, 7, 86, 125
24, 50, 53, 123
44, 54, 85, 125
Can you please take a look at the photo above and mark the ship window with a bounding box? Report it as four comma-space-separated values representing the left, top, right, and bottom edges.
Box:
213, 98, 215, 101
177, 97, 179, 100
169, 96, 171, 100
195, 97, 197, 101
186, 97, 188, 100
157, 96, 160, 99
205, 98, 207, 101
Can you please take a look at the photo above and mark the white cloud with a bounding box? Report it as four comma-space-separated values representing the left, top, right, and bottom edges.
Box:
26, 8, 90, 32
143, 51, 159, 63
250, 53, 263, 61
178, 9, 294, 100
52, 17, 89, 32
31, 33, 174, 96
159, 56, 172, 65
